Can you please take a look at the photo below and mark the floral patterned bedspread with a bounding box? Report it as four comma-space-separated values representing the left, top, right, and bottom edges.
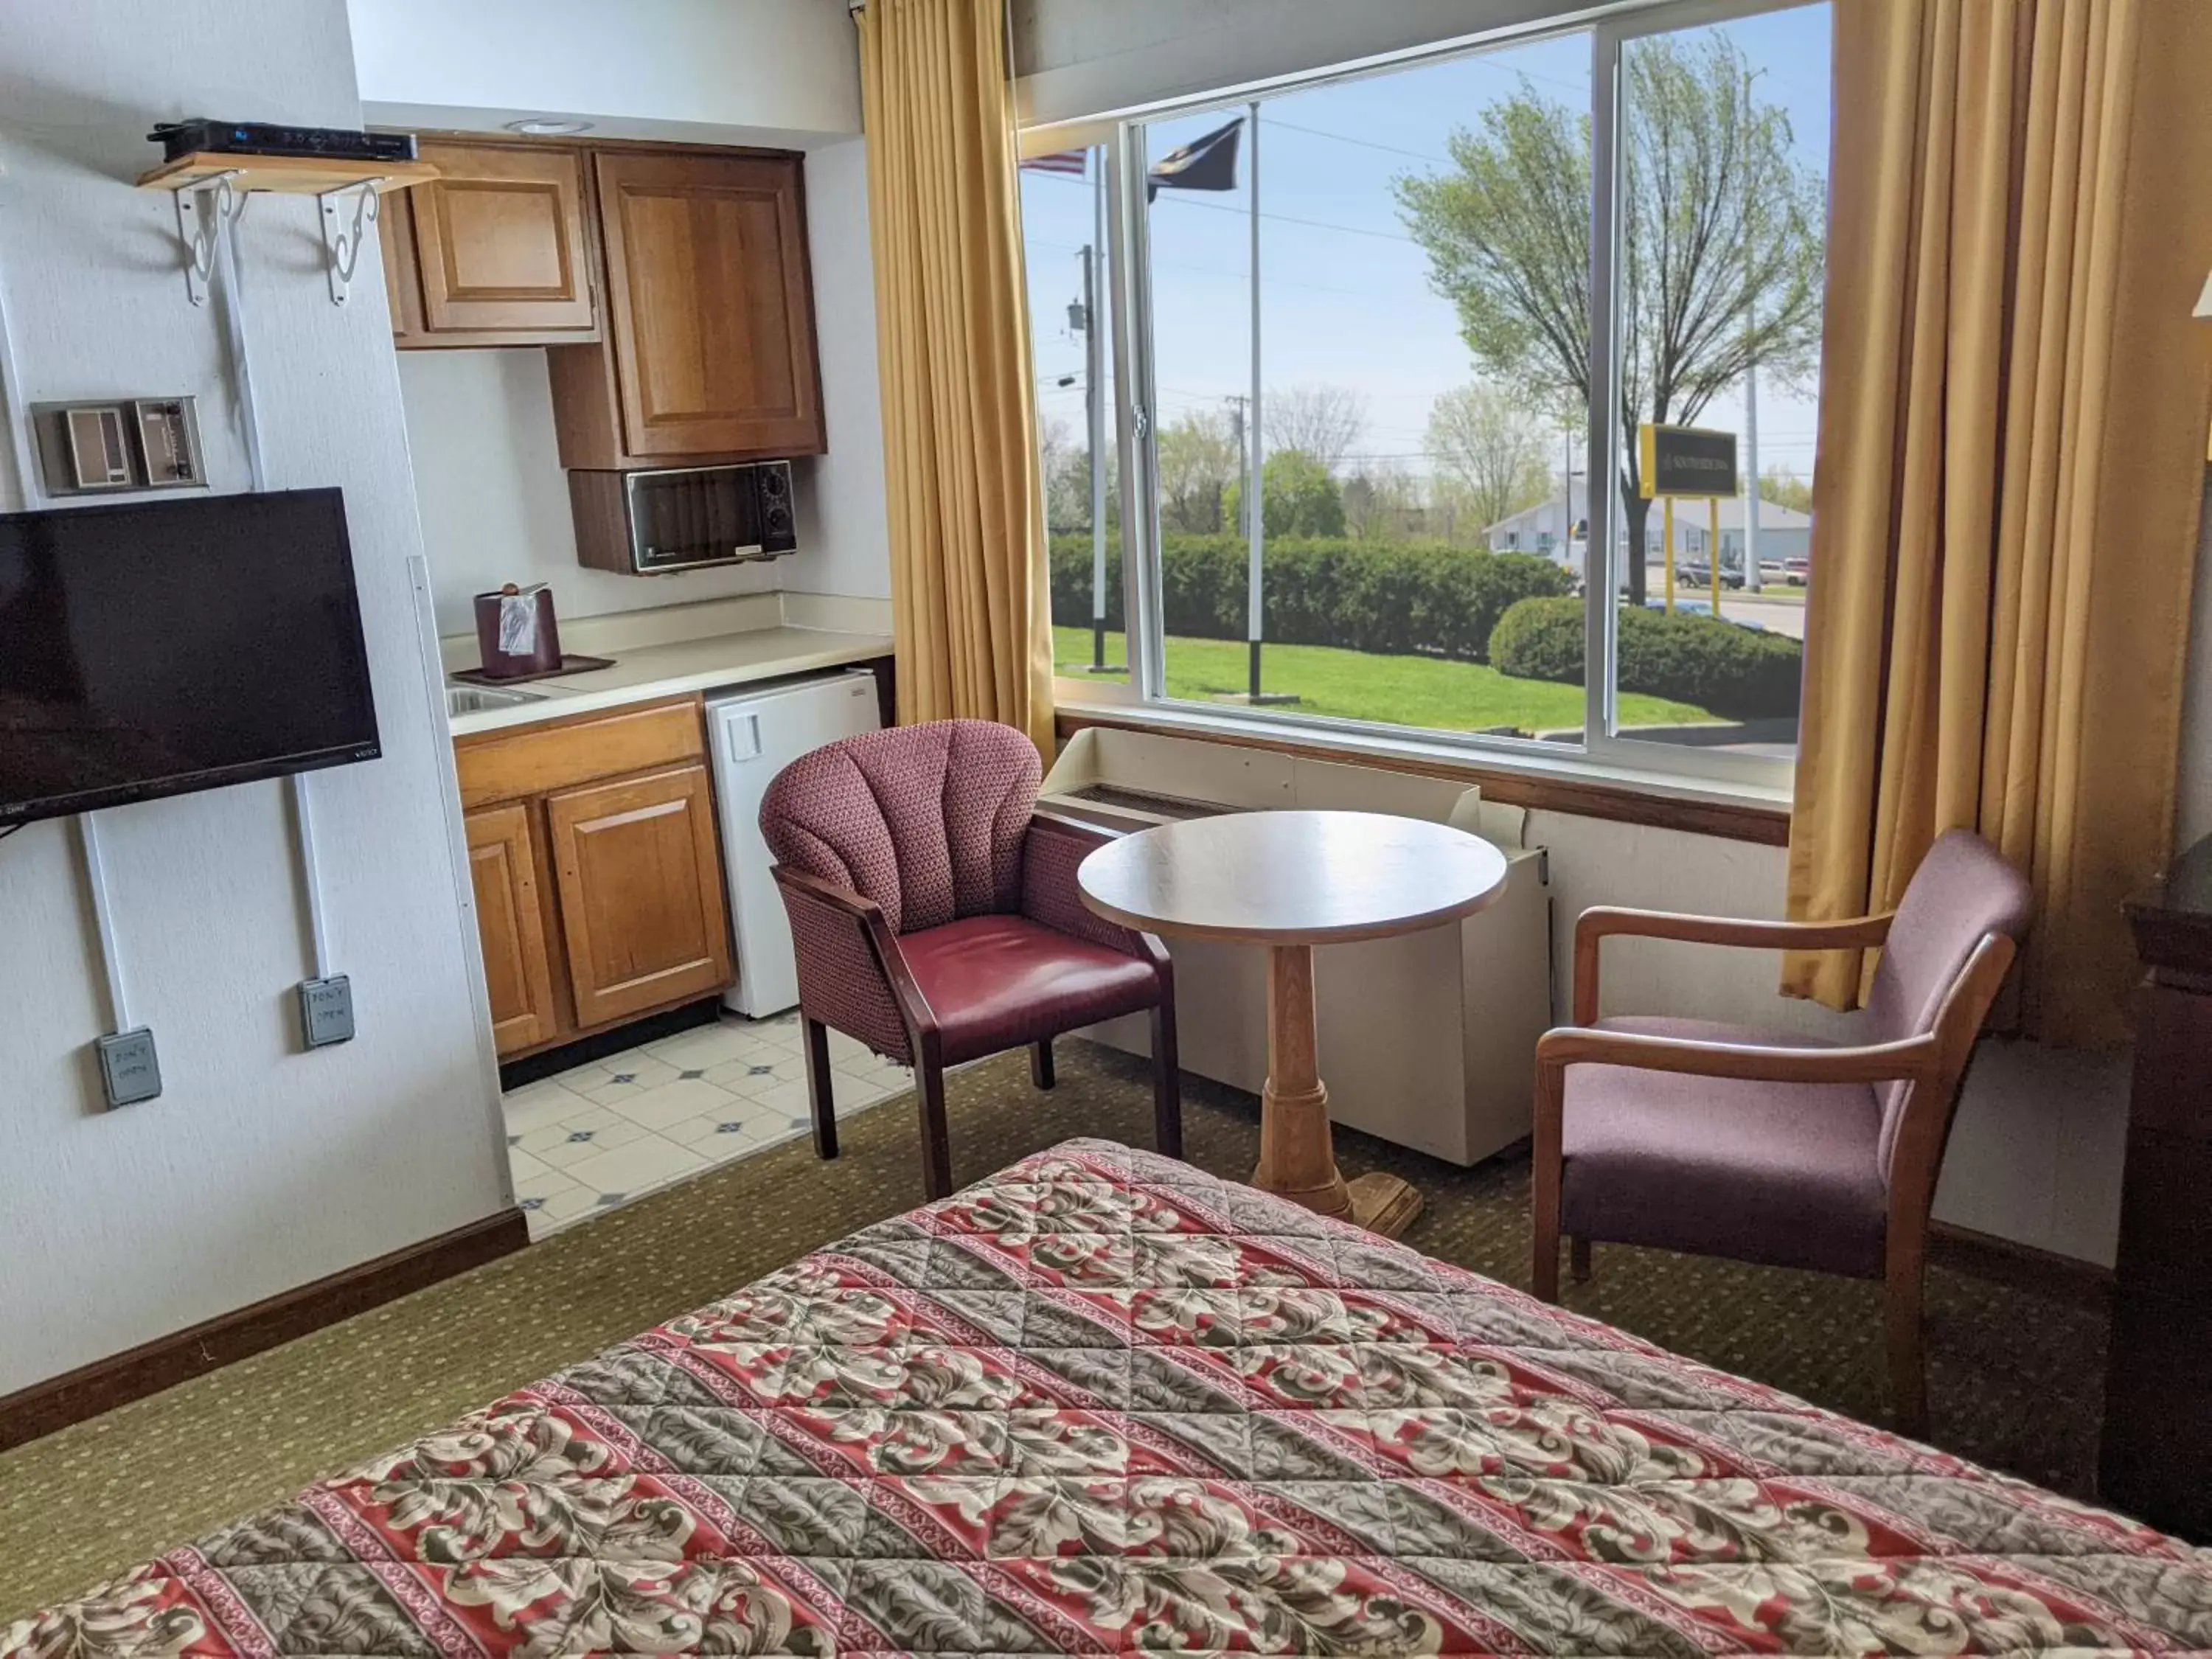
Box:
9, 1138, 2210, 1657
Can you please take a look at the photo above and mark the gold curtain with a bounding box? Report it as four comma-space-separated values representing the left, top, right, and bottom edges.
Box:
1785, 0, 2212, 1045
856, 0, 1056, 753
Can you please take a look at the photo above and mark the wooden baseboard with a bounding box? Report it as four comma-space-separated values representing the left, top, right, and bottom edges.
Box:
0, 1208, 529, 1452
1928, 1220, 2113, 1311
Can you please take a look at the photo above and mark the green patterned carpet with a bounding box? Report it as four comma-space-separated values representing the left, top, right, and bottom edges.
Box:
0, 1040, 2108, 1624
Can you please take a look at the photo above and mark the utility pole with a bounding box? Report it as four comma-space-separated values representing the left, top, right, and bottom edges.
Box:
1744, 352, 1761, 589
1222, 394, 1249, 535
1245, 100, 1263, 702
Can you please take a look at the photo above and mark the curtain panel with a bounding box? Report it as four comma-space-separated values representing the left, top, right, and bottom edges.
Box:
857, 0, 1057, 753
1786, 0, 2212, 1045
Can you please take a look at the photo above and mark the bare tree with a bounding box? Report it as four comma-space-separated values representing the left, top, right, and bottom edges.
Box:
1425, 383, 1553, 534
1342, 461, 1423, 539
1155, 408, 1239, 533
1264, 384, 1368, 476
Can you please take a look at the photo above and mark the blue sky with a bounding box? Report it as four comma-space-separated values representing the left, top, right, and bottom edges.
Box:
1021, 3, 1833, 496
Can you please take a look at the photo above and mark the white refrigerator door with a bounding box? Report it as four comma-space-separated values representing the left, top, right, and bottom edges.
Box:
709, 672, 882, 1017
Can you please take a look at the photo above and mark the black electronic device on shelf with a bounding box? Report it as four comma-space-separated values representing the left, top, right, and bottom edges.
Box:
146, 119, 417, 166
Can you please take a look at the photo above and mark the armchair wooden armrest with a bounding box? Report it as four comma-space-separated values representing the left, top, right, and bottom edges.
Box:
1572, 905, 1894, 1023
1535, 1024, 1939, 1088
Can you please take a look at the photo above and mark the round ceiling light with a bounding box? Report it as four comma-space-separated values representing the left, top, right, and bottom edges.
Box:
503, 117, 594, 136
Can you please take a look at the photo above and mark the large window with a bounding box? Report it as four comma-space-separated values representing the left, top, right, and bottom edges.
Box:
1024, 0, 1831, 785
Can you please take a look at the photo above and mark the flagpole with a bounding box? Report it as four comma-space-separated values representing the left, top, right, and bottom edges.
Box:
1246, 100, 1263, 701
1086, 156, 1109, 671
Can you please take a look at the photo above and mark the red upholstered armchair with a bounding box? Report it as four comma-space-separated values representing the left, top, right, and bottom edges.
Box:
759, 719, 1181, 1199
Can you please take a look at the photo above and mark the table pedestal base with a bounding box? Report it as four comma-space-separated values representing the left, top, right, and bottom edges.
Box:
1250, 943, 1425, 1240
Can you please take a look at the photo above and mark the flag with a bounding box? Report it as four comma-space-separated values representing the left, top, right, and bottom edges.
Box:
1147, 119, 1242, 202
1020, 150, 1087, 177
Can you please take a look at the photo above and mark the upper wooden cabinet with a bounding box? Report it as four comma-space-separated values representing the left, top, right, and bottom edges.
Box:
550, 150, 824, 467
385, 141, 599, 347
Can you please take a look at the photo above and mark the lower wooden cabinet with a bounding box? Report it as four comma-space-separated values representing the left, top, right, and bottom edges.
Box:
456, 696, 734, 1060
546, 764, 733, 1028
464, 801, 563, 1054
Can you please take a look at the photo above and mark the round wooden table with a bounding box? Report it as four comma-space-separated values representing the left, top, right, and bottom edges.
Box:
1078, 810, 1509, 1237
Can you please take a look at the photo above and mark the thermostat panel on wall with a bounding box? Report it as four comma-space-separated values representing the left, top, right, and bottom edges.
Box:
31, 397, 205, 495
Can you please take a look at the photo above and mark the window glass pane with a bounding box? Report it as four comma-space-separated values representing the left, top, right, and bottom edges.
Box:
1610, 5, 1829, 757
1023, 144, 1127, 681
1138, 36, 1590, 742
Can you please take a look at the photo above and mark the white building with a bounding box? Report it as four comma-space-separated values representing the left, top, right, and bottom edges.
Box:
1486, 479, 1812, 574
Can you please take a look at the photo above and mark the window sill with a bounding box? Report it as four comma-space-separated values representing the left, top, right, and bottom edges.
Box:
1051, 689, 1794, 846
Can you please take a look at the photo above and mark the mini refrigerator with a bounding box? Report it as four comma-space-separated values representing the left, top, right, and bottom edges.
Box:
706, 670, 882, 1016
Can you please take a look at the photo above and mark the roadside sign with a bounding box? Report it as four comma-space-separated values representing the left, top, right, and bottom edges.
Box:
1639, 424, 1739, 499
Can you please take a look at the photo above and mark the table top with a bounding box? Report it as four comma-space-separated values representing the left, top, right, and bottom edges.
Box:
1077, 810, 1509, 945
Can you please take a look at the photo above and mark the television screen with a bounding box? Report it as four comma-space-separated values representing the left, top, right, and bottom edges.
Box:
0, 487, 380, 826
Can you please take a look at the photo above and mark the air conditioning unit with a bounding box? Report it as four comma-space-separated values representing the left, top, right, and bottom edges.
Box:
1042, 726, 1553, 1166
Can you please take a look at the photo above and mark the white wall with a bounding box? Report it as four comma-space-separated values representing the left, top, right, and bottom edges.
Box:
793, 138, 893, 602
351, 0, 861, 147
397, 351, 786, 636
0, 0, 508, 1394
1014, 0, 1614, 128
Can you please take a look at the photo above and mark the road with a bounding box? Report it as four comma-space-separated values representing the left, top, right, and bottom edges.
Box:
1638, 566, 1807, 639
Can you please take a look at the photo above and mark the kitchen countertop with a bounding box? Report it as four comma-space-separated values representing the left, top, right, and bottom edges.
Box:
442, 594, 894, 737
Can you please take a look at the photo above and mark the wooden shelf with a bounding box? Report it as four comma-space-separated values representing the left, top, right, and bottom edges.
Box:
137, 152, 439, 195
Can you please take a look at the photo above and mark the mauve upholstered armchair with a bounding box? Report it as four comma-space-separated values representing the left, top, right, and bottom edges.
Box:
1532, 829, 2032, 1433
759, 718, 1182, 1200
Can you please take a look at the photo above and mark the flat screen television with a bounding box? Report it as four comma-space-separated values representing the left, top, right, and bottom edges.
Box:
0, 487, 380, 827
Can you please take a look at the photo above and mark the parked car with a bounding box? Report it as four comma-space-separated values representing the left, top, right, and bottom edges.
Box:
1675, 560, 1745, 590
1784, 557, 1809, 586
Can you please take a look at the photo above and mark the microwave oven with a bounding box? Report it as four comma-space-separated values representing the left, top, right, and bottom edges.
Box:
570, 461, 796, 576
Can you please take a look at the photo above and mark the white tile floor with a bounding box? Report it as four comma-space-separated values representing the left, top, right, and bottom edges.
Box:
502, 1009, 912, 1239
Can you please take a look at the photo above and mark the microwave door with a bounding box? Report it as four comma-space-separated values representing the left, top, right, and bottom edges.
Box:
626, 469, 765, 572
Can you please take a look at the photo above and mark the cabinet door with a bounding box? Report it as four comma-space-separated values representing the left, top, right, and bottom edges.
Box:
593, 150, 824, 459
379, 190, 425, 343
409, 141, 598, 338
546, 764, 734, 1028
465, 802, 565, 1056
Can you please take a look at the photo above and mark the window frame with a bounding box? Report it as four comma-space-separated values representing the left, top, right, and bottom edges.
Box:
1024, 0, 1824, 803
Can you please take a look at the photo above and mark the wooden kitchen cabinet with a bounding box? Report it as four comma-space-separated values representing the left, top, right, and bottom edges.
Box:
550, 149, 824, 465
386, 140, 599, 347
455, 696, 734, 1060
546, 764, 733, 1028
464, 801, 565, 1054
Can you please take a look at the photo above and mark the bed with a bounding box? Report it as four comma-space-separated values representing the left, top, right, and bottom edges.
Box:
7, 1138, 2208, 1657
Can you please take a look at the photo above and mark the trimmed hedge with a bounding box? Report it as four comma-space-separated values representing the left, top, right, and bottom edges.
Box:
1488, 595, 1804, 719
1049, 534, 1570, 664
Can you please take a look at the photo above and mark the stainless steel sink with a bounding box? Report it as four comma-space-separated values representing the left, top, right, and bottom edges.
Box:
446, 682, 546, 717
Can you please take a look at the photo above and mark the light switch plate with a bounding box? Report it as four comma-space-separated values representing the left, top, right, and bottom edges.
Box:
95, 1027, 162, 1107
298, 975, 355, 1048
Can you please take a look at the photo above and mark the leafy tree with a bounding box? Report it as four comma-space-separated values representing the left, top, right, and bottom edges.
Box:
1227, 448, 1346, 538
1395, 34, 1825, 603
1155, 408, 1239, 532
1425, 383, 1556, 535
1264, 384, 1368, 476
1759, 462, 1813, 514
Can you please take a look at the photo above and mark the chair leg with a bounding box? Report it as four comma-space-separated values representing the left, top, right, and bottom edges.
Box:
1150, 998, 1184, 1161
1570, 1236, 1592, 1283
1031, 1038, 1055, 1091
917, 1054, 953, 1201
801, 1018, 837, 1161
1887, 1243, 1930, 1439
1532, 1060, 1564, 1303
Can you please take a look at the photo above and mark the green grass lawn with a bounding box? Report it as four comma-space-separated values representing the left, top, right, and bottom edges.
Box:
1053, 627, 1721, 735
